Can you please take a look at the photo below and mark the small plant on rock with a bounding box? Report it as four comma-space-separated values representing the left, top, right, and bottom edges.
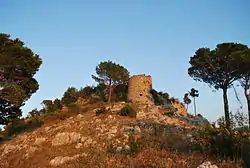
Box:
128, 135, 141, 155
120, 104, 136, 117
95, 106, 107, 116
67, 103, 81, 113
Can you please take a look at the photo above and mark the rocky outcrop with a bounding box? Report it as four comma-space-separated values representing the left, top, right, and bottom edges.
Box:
52, 132, 81, 146
136, 104, 190, 127
197, 161, 218, 168
172, 102, 188, 116
50, 153, 87, 166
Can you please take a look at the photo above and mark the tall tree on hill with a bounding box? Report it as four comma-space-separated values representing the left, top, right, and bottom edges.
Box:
233, 48, 250, 128
188, 42, 248, 128
183, 93, 191, 111
92, 60, 129, 103
189, 88, 199, 116
0, 33, 42, 125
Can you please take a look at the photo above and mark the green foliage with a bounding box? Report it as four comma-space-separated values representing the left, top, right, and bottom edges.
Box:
128, 135, 141, 155
188, 42, 248, 128
188, 88, 199, 115
234, 48, 250, 128
0, 99, 22, 124
77, 84, 108, 103
183, 93, 191, 110
150, 89, 164, 105
67, 103, 81, 113
120, 104, 136, 117
92, 60, 129, 85
53, 98, 62, 110
150, 89, 178, 114
197, 126, 250, 163
93, 84, 107, 99
40, 98, 62, 115
41, 100, 54, 113
3, 117, 43, 139
0, 33, 42, 125
189, 88, 199, 98
95, 106, 107, 116
92, 60, 129, 102
78, 86, 95, 98
113, 84, 128, 102
217, 110, 248, 130
61, 87, 78, 105
28, 108, 41, 117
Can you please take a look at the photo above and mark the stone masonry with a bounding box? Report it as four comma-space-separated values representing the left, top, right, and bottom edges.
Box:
127, 74, 154, 104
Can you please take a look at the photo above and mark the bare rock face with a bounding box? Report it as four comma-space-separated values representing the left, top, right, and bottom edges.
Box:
34, 137, 46, 145
49, 153, 87, 166
172, 102, 188, 116
25, 146, 39, 158
136, 104, 189, 127
52, 132, 81, 146
1, 144, 17, 156
197, 161, 218, 168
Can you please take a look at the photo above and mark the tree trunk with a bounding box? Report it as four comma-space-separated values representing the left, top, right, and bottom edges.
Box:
193, 97, 196, 116
223, 87, 230, 128
108, 79, 112, 103
247, 98, 250, 129
243, 77, 250, 129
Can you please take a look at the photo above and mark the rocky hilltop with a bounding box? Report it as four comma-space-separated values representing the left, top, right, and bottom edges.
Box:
0, 101, 240, 168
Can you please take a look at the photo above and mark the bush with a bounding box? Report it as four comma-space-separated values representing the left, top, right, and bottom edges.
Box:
120, 104, 136, 117
3, 117, 43, 139
26, 117, 43, 131
55, 112, 68, 120
78, 86, 94, 98
128, 135, 141, 155
196, 126, 250, 164
88, 95, 103, 104
95, 107, 107, 116
113, 84, 128, 102
150, 89, 164, 105
67, 103, 81, 113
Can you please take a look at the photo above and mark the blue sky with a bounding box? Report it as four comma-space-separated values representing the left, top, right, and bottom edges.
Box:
0, 0, 250, 122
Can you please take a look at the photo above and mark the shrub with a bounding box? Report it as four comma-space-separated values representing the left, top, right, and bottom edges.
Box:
55, 112, 68, 120
93, 84, 107, 102
95, 107, 106, 116
128, 135, 141, 155
217, 111, 248, 130
196, 126, 250, 164
88, 95, 103, 104
120, 104, 136, 117
3, 117, 43, 139
150, 89, 164, 105
78, 86, 94, 98
113, 84, 128, 102
67, 103, 81, 113
61, 87, 78, 105
25, 117, 43, 132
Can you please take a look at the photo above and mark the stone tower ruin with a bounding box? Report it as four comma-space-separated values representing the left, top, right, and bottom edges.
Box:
127, 74, 154, 104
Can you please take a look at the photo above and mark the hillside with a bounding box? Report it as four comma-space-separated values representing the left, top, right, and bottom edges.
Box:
0, 102, 242, 168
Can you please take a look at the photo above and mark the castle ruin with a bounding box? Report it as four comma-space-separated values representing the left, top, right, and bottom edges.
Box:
127, 74, 154, 104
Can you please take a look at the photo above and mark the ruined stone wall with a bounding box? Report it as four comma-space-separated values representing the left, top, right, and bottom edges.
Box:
127, 74, 154, 104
